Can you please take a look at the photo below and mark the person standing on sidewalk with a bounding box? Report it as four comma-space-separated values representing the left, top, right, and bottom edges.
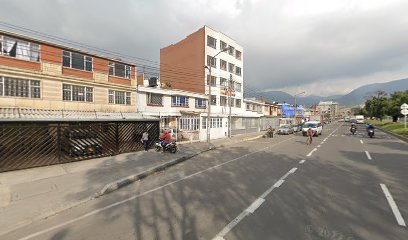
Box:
141, 131, 149, 151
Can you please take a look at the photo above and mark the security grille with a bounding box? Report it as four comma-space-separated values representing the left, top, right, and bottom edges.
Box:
0, 121, 159, 172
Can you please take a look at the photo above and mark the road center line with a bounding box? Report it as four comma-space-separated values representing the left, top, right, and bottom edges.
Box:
365, 151, 372, 160
360, 139, 364, 144
380, 184, 407, 227
214, 167, 298, 239
299, 160, 306, 164
306, 148, 317, 157
13, 137, 296, 240
317, 145, 321, 148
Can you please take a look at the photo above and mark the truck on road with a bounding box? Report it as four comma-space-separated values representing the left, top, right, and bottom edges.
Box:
356, 115, 365, 124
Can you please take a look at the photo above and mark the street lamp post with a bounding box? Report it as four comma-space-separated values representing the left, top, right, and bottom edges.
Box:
293, 91, 305, 125
204, 47, 230, 144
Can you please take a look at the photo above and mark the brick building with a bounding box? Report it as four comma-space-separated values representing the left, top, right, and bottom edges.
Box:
0, 30, 137, 112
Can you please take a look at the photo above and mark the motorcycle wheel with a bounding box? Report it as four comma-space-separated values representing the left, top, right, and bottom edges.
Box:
170, 146, 177, 153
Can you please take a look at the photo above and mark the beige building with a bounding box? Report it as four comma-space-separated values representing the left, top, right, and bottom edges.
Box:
316, 101, 339, 117
0, 30, 137, 113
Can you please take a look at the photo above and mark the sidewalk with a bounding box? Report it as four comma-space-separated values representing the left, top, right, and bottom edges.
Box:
0, 131, 264, 236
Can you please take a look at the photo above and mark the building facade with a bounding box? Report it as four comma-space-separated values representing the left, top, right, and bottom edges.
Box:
317, 101, 339, 118
0, 30, 137, 112
160, 26, 244, 115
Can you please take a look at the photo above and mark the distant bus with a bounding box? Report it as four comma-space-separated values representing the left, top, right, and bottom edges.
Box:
356, 115, 365, 124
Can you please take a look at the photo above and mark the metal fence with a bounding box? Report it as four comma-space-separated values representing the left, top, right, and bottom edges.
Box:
0, 121, 159, 172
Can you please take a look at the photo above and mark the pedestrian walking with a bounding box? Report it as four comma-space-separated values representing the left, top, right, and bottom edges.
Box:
141, 130, 149, 151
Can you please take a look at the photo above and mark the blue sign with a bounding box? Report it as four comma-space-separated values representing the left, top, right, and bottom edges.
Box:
281, 104, 304, 118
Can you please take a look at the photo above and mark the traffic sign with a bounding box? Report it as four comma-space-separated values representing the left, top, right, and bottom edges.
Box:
401, 109, 408, 115
401, 103, 408, 109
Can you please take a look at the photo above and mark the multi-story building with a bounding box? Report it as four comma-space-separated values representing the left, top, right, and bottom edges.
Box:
0, 30, 137, 112
317, 101, 339, 118
160, 26, 244, 115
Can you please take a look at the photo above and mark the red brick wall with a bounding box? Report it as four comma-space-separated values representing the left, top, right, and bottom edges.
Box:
41, 44, 62, 64
62, 67, 93, 79
160, 27, 205, 94
0, 56, 41, 71
108, 76, 131, 86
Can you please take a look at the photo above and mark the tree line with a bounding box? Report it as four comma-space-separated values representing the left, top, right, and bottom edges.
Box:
354, 90, 408, 122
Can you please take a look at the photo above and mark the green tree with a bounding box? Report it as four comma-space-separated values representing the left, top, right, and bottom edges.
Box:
364, 91, 388, 120
386, 90, 408, 122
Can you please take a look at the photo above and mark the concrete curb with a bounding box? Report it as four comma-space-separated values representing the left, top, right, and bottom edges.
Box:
97, 133, 264, 197
375, 126, 408, 143
97, 146, 216, 197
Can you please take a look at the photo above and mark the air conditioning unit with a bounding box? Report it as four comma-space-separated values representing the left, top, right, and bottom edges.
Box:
148, 77, 158, 87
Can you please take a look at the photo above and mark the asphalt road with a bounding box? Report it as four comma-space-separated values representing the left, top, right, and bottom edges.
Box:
2, 122, 407, 240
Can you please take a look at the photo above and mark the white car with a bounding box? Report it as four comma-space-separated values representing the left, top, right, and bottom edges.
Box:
302, 121, 322, 136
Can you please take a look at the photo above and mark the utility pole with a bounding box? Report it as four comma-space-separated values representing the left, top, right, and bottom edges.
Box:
228, 74, 233, 138
293, 91, 305, 126
206, 66, 212, 143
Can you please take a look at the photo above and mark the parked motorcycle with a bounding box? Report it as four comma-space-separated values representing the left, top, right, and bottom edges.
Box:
367, 128, 375, 138
263, 128, 274, 138
155, 140, 178, 153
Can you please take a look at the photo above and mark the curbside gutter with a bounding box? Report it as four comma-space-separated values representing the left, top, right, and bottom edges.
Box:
97, 133, 264, 197
375, 126, 408, 143
97, 146, 216, 197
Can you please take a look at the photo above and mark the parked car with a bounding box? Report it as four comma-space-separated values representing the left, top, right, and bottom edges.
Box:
302, 121, 322, 136
277, 125, 294, 135
61, 129, 102, 157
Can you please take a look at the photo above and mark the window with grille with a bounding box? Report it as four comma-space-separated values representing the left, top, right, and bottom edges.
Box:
63, 84, 93, 102
62, 51, 93, 71
228, 46, 235, 55
147, 93, 163, 106
109, 89, 131, 105
220, 41, 227, 50
220, 59, 227, 71
207, 55, 216, 68
172, 96, 189, 107
235, 82, 242, 92
0, 76, 41, 98
228, 63, 235, 73
0, 35, 40, 62
236, 99, 241, 108
235, 66, 242, 76
195, 98, 206, 108
207, 36, 217, 49
108, 62, 131, 79
206, 75, 217, 87
210, 95, 217, 105
235, 50, 242, 60
220, 96, 227, 106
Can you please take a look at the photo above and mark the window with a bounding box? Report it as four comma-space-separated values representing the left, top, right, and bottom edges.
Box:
228, 46, 235, 55
207, 36, 217, 49
172, 96, 189, 107
228, 63, 235, 73
220, 41, 227, 50
246, 104, 251, 110
210, 95, 217, 105
179, 115, 200, 131
109, 62, 131, 79
235, 66, 242, 76
235, 82, 242, 92
146, 93, 163, 106
63, 84, 93, 102
0, 36, 40, 62
220, 77, 228, 87
220, 96, 227, 106
220, 59, 227, 71
62, 51, 92, 71
0, 76, 41, 98
236, 99, 241, 108
108, 90, 131, 105
202, 117, 223, 129
195, 98, 206, 108
207, 55, 216, 68
206, 75, 217, 87
235, 50, 242, 60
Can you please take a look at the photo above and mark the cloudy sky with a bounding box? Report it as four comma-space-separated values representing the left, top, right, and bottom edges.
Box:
1, 0, 407, 96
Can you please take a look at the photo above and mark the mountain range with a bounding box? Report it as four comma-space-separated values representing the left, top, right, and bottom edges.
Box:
245, 78, 408, 107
